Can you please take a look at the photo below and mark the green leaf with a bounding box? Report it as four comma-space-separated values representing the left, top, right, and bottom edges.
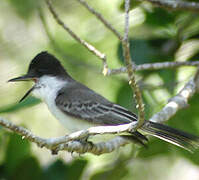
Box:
10, 157, 43, 180
117, 38, 172, 66
116, 81, 153, 119
67, 159, 88, 180
157, 69, 177, 94
7, 0, 40, 20
43, 160, 68, 180
138, 138, 170, 158
117, 39, 155, 65
4, 133, 31, 175
144, 8, 177, 28
43, 159, 87, 180
116, 81, 134, 111
90, 158, 128, 180
0, 165, 7, 179
0, 96, 41, 113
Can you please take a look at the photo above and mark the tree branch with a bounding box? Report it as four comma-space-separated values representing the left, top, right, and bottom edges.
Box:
45, 0, 108, 74
57, 136, 129, 155
0, 117, 136, 155
143, 0, 199, 12
150, 69, 199, 123
77, 0, 123, 41
108, 61, 199, 75
122, 0, 145, 129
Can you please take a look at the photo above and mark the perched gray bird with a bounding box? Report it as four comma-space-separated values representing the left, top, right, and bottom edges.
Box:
9, 52, 199, 151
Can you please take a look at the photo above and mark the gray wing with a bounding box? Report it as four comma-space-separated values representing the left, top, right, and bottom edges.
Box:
55, 82, 138, 125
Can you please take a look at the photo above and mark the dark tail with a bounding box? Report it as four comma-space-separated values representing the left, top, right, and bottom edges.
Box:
140, 121, 199, 152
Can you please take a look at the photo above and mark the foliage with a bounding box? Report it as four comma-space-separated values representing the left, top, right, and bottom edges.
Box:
0, 133, 87, 180
0, 0, 199, 179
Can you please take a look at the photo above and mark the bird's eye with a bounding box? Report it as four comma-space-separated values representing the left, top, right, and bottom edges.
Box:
33, 78, 37, 83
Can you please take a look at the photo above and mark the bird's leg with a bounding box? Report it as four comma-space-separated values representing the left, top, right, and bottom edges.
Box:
77, 135, 94, 147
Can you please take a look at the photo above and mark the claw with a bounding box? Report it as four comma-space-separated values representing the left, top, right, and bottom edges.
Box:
70, 151, 76, 158
51, 148, 59, 155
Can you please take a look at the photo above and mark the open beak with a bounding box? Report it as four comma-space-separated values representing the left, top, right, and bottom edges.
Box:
8, 74, 36, 82
8, 74, 36, 103
18, 86, 35, 103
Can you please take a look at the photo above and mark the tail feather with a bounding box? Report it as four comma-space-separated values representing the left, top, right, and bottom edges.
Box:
147, 121, 199, 142
141, 121, 199, 152
142, 125, 196, 152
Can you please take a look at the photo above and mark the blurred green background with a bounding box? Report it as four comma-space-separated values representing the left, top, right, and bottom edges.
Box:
0, 0, 199, 179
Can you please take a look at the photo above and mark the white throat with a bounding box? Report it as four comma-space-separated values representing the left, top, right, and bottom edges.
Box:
32, 75, 66, 102
32, 75, 92, 131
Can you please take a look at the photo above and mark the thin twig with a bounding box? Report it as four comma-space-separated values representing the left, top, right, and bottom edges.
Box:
77, 0, 123, 41
122, 0, 145, 129
143, 0, 199, 12
39, 7, 100, 73
108, 61, 199, 75
45, 0, 108, 73
45, 0, 199, 78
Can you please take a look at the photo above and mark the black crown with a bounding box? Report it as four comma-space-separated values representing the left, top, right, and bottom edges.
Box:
27, 51, 68, 78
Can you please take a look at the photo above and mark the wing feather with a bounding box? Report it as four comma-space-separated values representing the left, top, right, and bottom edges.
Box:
55, 84, 138, 125
55, 84, 147, 145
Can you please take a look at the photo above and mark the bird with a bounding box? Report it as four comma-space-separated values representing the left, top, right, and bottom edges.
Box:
8, 51, 199, 152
